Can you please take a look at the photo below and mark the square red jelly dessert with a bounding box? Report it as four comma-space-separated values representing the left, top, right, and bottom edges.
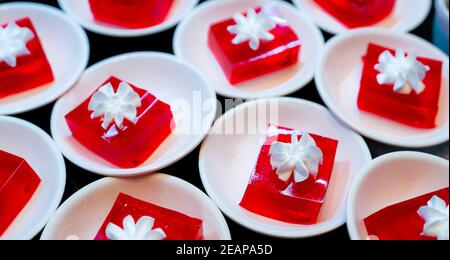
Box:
65, 76, 174, 168
0, 17, 54, 99
95, 193, 204, 240
89, 0, 174, 29
357, 43, 443, 129
240, 125, 339, 225
0, 150, 41, 236
208, 6, 301, 85
314, 0, 396, 28
364, 187, 449, 240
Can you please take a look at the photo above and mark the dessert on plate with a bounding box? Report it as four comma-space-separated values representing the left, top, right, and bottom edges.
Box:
314, 0, 396, 29
364, 187, 449, 240
95, 193, 204, 240
357, 43, 443, 129
0, 18, 54, 99
0, 150, 41, 236
208, 4, 301, 84
88, 0, 174, 29
65, 76, 175, 168
240, 125, 338, 225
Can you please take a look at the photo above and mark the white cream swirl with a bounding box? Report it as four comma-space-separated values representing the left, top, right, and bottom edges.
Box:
227, 4, 285, 51
418, 195, 449, 240
106, 215, 167, 241
269, 131, 324, 183
88, 81, 142, 130
0, 22, 34, 67
375, 49, 430, 95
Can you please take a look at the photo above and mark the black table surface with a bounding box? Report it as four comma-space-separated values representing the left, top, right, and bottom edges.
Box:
2, 0, 448, 241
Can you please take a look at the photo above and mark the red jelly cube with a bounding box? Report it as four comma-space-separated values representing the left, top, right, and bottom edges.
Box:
240, 125, 339, 225
0, 150, 41, 236
0, 18, 54, 99
95, 193, 204, 240
65, 76, 174, 168
357, 44, 443, 129
88, 0, 174, 29
208, 7, 301, 85
364, 188, 449, 240
314, 0, 396, 28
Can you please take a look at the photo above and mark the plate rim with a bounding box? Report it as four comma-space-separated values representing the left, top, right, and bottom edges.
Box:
50, 51, 217, 176
40, 173, 232, 240
173, 0, 325, 99
0, 115, 66, 240
346, 151, 449, 240
57, 0, 200, 37
315, 28, 450, 148
198, 97, 372, 238
292, 0, 433, 35
0, 1, 90, 115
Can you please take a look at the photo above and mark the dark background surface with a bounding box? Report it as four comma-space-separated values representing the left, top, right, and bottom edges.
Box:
2, 0, 448, 240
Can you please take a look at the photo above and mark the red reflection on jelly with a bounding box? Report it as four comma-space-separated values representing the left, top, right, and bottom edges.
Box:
208, 8, 301, 85
240, 126, 338, 225
95, 193, 204, 240
0, 18, 54, 99
88, 0, 174, 29
364, 188, 449, 240
314, 0, 396, 28
357, 44, 443, 129
0, 150, 41, 236
65, 76, 174, 168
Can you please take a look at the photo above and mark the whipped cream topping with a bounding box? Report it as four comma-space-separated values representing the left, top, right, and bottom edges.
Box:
418, 195, 449, 240
106, 215, 167, 241
0, 22, 34, 67
269, 131, 324, 183
375, 49, 430, 95
227, 5, 285, 51
88, 81, 142, 130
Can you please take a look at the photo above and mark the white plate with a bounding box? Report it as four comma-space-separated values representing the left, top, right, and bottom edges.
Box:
51, 52, 217, 176
58, 0, 199, 37
40, 173, 231, 240
199, 98, 372, 238
0, 116, 66, 240
293, 0, 432, 35
0, 2, 89, 115
316, 28, 450, 148
173, 0, 324, 99
347, 152, 449, 240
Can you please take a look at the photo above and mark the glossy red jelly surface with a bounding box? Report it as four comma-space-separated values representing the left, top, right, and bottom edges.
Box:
357, 44, 443, 129
240, 126, 338, 225
88, 0, 174, 29
0, 150, 41, 236
314, 0, 396, 28
364, 188, 449, 240
208, 9, 301, 85
95, 193, 204, 240
65, 76, 174, 168
0, 18, 54, 99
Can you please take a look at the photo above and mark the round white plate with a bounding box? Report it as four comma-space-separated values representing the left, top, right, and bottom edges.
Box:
199, 98, 372, 238
347, 152, 449, 240
51, 52, 217, 177
58, 0, 199, 37
40, 173, 231, 240
0, 116, 66, 240
293, 0, 432, 35
316, 28, 449, 148
173, 0, 324, 99
0, 2, 89, 115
